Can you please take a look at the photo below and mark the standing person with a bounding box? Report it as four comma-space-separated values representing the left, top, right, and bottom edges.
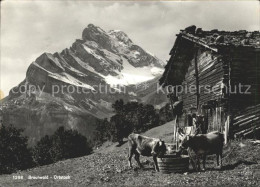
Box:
195, 115, 208, 134
192, 113, 198, 134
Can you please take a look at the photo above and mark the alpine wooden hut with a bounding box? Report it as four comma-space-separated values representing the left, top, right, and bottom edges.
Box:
159, 26, 260, 141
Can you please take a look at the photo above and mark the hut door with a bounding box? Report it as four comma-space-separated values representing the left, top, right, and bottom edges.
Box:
214, 107, 223, 132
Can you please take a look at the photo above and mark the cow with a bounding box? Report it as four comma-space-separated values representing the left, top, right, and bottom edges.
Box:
128, 133, 167, 172
178, 131, 224, 171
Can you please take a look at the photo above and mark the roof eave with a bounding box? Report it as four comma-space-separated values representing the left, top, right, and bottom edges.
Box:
181, 34, 218, 52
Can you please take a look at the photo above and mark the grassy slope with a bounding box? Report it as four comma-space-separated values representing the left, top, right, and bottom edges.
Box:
0, 121, 260, 186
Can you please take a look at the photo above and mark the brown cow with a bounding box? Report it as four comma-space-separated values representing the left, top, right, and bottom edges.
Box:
178, 131, 224, 171
128, 133, 167, 171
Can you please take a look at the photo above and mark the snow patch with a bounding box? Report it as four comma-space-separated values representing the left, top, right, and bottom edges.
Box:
49, 73, 95, 91
100, 49, 122, 66
104, 57, 163, 87
64, 105, 74, 112
97, 27, 105, 33
72, 55, 101, 75
133, 51, 140, 58
146, 50, 155, 57
83, 44, 105, 62
151, 67, 164, 75
128, 92, 137, 96
85, 41, 99, 49
33, 61, 95, 90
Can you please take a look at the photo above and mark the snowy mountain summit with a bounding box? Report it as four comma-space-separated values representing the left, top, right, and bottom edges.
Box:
2, 24, 166, 145
80, 24, 164, 86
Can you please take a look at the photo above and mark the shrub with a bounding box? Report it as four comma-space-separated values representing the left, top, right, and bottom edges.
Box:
0, 125, 34, 174
33, 127, 92, 166
32, 135, 53, 166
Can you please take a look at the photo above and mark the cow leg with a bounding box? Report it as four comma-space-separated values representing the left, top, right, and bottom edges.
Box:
153, 156, 159, 172
216, 152, 222, 170
219, 149, 223, 169
128, 142, 135, 168
202, 154, 206, 171
188, 148, 197, 171
190, 159, 197, 171
134, 151, 143, 168
128, 149, 134, 168
216, 153, 220, 168
196, 155, 201, 171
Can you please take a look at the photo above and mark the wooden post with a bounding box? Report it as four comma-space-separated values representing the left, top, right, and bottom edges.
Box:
224, 115, 230, 144
168, 94, 178, 150
175, 115, 179, 151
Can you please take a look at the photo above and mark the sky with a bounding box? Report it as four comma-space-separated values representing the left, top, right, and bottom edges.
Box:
1, 0, 259, 96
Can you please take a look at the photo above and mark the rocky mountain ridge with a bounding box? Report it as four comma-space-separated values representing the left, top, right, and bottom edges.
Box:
0, 24, 167, 145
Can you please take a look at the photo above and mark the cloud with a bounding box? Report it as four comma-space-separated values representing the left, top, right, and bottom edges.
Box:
1, 0, 259, 95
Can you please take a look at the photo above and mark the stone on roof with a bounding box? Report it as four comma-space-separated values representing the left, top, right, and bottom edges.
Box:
181, 25, 260, 48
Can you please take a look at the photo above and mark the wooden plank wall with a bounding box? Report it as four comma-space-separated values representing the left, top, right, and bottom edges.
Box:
180, 49, 224, 113
232, 104, 260, 139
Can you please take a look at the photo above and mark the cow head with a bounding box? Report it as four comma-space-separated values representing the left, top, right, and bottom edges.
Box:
179, 135, 191, 150
178, 131, 194, 154
151, 140, 167, 157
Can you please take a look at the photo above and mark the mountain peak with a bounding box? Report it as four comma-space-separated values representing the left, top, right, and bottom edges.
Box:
82, 24, 107, 41
87, 23, 97, 28
108, 30, 133, 45
81, 24, 164, 69
87, 23, 105, 31
82, 24, 133, 46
